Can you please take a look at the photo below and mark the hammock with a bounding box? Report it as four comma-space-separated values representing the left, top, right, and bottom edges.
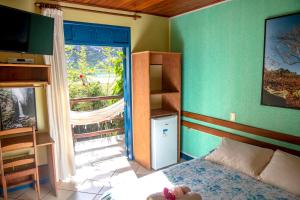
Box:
70, 98, 124, 125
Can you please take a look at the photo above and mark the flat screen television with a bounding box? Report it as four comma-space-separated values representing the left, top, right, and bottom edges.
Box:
0, 5, 54, 55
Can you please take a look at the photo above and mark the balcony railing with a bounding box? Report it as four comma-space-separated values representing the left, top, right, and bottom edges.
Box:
70, 95, 123, 105
70, 95, 124, 141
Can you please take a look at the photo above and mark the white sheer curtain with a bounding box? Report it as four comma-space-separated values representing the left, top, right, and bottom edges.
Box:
42, 8, 75, 180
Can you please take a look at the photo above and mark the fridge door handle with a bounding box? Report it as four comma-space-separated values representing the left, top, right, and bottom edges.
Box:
162, 129, 168, 136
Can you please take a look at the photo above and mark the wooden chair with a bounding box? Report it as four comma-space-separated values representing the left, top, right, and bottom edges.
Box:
0, 127, 40, 200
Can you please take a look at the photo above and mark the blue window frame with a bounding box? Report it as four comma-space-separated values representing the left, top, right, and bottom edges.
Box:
63, 21, 134, 160
64, 21, 130, 47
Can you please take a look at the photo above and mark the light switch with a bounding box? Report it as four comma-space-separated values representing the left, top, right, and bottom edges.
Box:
230, 112, 236, 122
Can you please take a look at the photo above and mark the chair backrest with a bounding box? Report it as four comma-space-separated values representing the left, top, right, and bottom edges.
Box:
0, 127, 34, 137
0, 127, 38, 177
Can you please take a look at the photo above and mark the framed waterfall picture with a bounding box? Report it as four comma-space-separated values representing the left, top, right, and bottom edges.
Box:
0, 88, 37, 130
261, 12, 300, 110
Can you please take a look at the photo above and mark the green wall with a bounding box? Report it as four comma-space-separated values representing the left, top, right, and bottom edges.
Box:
171, 0, 300, 157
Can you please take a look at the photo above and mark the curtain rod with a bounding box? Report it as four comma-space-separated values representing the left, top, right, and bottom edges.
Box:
35, 2, 141, 20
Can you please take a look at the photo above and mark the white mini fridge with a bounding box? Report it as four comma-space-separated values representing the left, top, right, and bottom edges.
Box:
151, 115, 178, 170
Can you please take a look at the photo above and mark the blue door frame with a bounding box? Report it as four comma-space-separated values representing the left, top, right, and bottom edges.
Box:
64, 21, 134, 160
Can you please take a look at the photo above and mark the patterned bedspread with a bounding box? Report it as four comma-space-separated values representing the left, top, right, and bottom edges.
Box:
103, 158, 299, 200
163, 158, 300, 200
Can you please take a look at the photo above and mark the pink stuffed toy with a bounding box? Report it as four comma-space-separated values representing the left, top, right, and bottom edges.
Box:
163, 186, 191, 200
163, 187, 176, 200
147, 186, 201, 200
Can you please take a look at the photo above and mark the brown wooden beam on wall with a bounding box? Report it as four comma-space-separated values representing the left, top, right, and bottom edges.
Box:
182, 111, 300, 146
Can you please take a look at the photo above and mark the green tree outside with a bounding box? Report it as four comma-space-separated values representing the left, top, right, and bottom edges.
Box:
65, 45, 124, 112
65, 45, 125, 138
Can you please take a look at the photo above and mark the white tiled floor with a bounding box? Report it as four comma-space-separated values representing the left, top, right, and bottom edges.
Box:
2, 136, 153, 200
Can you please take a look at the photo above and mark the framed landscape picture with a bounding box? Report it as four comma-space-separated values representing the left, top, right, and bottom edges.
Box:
261, 12, 300, 110
0, 88, 37, 130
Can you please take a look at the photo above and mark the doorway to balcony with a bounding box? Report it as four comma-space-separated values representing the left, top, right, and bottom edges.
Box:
63, 22, 138, 188
66, 44, 125, 168
64, 21, 133, 160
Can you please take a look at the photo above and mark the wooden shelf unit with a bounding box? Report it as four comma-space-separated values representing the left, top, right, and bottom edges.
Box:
150, 90, 179, 95
132, 51, 181, 169
0, 64, 50, 68
0, 81, 49, 88
0, 63, 51, 88
151, 108, 178, 118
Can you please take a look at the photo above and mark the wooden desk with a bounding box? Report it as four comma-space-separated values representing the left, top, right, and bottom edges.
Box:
36, 133, 58, 196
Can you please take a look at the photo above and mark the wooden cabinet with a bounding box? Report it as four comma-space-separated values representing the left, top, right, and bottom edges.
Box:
0, 63, 51, 88
132, 51, 181, 169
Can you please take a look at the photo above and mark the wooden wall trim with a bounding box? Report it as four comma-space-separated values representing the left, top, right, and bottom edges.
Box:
182, 120, 300, 157
182, 111, 300, 146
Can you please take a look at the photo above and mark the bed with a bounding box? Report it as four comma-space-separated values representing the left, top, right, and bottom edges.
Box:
103, 157, 300, 200
164, 158, 299, 200
103, 111, 300, 200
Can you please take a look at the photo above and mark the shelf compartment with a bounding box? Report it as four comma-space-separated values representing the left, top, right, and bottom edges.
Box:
0, 81, 48, 88
151, 108, 177, 118
150, 64, 162, 91
0, 64, 50, 68
0, 63, 51, 87
150, 90, 179, 95
150, 53, 163, 65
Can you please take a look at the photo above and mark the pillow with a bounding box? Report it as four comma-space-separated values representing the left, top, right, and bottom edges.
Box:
205, 138, 274, 177
259, 150, 300, 196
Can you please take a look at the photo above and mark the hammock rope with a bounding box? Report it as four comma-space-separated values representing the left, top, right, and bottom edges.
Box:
70, 98, 124, 125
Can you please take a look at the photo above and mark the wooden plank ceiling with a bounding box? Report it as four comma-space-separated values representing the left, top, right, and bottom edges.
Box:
57, 0, 224, 17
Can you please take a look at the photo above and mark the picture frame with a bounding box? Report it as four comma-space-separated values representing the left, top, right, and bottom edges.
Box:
261, 12, 300, 110
0, 88, 37, 130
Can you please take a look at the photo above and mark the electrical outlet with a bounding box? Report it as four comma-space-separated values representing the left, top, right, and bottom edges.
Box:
230, 112, 236, 122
